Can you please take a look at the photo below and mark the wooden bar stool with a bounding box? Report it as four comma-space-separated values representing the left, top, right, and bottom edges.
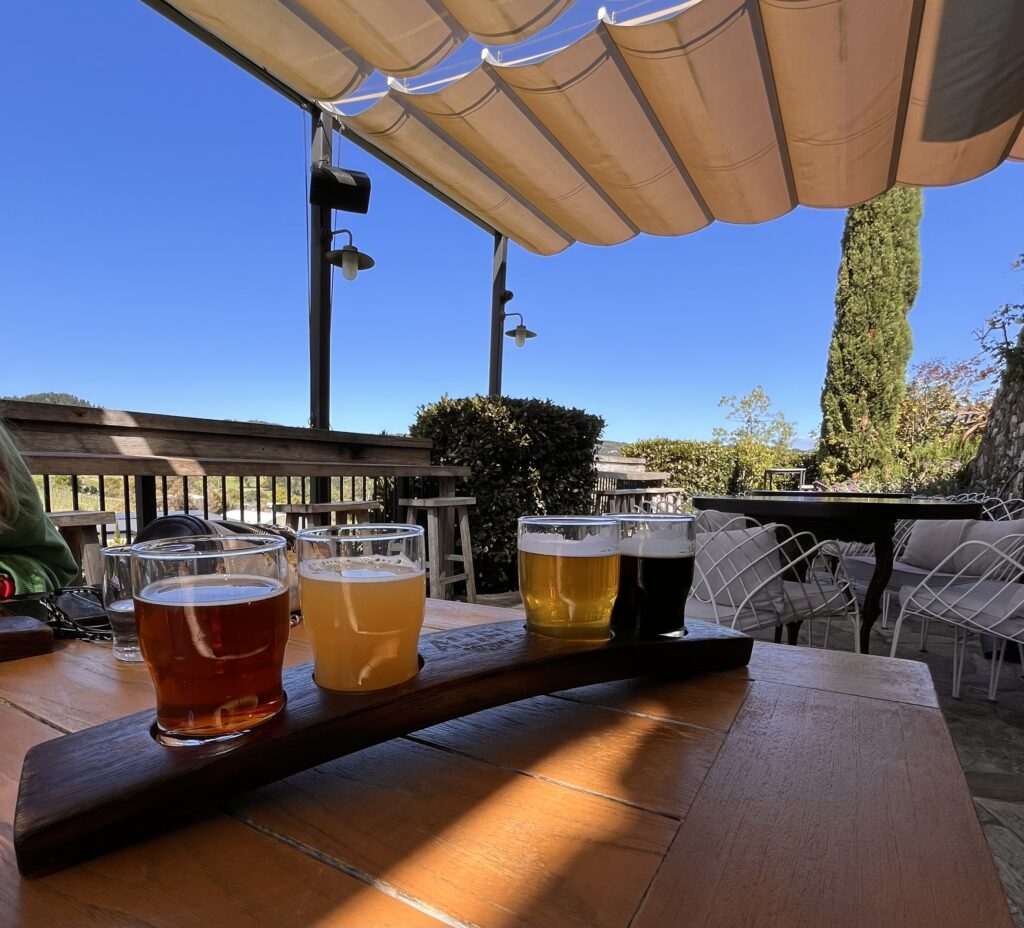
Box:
399, 497, 477, 603
47, 510, 117, 585
273, 501, 382, 531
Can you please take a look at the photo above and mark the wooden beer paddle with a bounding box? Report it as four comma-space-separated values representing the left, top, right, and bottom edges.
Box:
14, 618, 751, 877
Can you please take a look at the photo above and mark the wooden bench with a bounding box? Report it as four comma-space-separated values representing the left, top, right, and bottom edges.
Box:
2, 400, 469, 532
596, 487, 687, 514
274, 500, 383, 530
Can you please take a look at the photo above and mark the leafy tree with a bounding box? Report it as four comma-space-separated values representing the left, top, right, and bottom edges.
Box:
974, 253, 1024, 379
3, 392, 95, 407
712, 387, 800, 490
713, 387, 796, 451
896, 357, 993, 449
818, 186, 924, 479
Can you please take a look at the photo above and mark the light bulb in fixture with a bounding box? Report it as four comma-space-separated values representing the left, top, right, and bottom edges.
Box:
341, 249, 358, 281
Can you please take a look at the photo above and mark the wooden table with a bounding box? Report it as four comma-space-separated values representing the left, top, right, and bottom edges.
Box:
0, 601, 1011, 928
693, 494, 983, 653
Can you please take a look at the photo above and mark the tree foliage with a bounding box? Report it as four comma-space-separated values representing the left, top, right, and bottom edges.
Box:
713, 387, 796, 451
3, 392, 95, 407
818, 186, 924, 480
896, 357, 993, 448
974, 253, 1024, 380
411, 395, 604, 593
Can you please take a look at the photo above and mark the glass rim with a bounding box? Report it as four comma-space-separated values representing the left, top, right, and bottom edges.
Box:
100, 545, 132, 557
130, 534, 286, 560
518, 516, 618, 528
604, 513, 696, 522
297, 523, 424, 542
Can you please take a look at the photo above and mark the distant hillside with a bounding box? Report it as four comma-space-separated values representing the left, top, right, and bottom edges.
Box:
3, 392, 95, 407
599, 440, 626, 455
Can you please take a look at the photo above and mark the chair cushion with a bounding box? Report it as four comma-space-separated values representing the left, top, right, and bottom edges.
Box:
780, 580, 854, 619
900, 520, 970, 570
901, 581, 1024, 639
685, 595, 777, 632
695, 526, 783, 610
954, 522, 1024, 576
843, 554, 958, 592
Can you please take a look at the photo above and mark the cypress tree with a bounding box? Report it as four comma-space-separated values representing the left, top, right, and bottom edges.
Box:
818, 186, 923, 480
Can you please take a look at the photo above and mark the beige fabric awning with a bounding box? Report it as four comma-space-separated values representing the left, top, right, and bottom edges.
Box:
169, 0, 572, 98
165, 0, 1024, 256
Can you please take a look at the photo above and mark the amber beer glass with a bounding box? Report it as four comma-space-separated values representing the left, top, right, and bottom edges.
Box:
518, 517, 619, 640
131, 535, 290, 745
608, 515, 696, 638
297, 524, 426, 692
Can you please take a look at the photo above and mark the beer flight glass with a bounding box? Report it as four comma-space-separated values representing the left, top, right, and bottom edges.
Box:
517, 516, 620, 640
608, 514, 696, 637
131, 535, 291, 745
101, 545, 143, 663
297, 524, 426, 691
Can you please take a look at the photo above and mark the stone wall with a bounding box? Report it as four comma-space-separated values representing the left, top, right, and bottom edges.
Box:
970, 340, 1024, 497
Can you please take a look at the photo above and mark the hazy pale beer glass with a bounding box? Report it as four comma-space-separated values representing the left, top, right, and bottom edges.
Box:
518, 517, 619, 640
101, 546, 143, 663
609, 515, 696, 638
297, 525, 425, 692
131, 535, 290, 745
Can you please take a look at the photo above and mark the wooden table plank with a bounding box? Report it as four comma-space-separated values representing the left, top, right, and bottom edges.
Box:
554, 671, 751, 733
227, 737, 678, 928
745, 642, 940, 708
632, 681, 1013, 928
413, 693, 726, 818
0, 705, 447, 928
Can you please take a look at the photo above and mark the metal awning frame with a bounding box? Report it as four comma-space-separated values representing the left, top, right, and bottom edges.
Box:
139, 0, 514, 468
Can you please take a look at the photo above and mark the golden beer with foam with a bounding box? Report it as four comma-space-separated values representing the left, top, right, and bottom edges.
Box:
518, 518, 619, 640
297, 525, 426, 692
299, 557, 425, 691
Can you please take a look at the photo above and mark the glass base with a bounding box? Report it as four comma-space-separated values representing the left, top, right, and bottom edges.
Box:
524, 622, 611, 642
152, 693, 286, 747
113, 643, 145, 663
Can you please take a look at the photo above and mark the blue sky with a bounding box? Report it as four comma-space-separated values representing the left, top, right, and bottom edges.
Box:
2, 2, 1021, 444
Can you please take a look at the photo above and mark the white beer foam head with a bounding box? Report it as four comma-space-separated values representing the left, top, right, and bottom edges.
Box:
620, 535, 695, 558
299, 553, 423, 582
518, 532, 618, 558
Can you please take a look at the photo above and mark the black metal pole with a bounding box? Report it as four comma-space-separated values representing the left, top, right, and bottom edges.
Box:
309, 110, 333, 504
134, 476, 158, 530
488, 234, 509, 397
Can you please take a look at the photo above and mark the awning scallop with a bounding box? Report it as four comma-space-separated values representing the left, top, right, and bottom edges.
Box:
164, 0, 1024, 255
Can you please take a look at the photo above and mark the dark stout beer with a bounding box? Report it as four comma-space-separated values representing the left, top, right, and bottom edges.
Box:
610, 518, 696, 637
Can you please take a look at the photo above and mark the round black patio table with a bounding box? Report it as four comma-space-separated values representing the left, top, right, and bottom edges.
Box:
692, 493, 983, 653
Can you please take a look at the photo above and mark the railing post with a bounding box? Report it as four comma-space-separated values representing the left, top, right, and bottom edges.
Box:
134, 476, 158, 531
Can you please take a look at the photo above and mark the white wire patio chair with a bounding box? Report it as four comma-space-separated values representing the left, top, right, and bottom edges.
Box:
890, 536, 1024, 700
694, 509, 759, 533
980, 497, 1024, 521
687, 523, 861, 652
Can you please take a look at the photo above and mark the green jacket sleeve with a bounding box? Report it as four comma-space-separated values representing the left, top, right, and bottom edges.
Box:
0, 425, 79, 594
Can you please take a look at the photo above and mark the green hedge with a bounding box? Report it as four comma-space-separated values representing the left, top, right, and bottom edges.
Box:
411, 396, 604, 593
620, 438, 816, 496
